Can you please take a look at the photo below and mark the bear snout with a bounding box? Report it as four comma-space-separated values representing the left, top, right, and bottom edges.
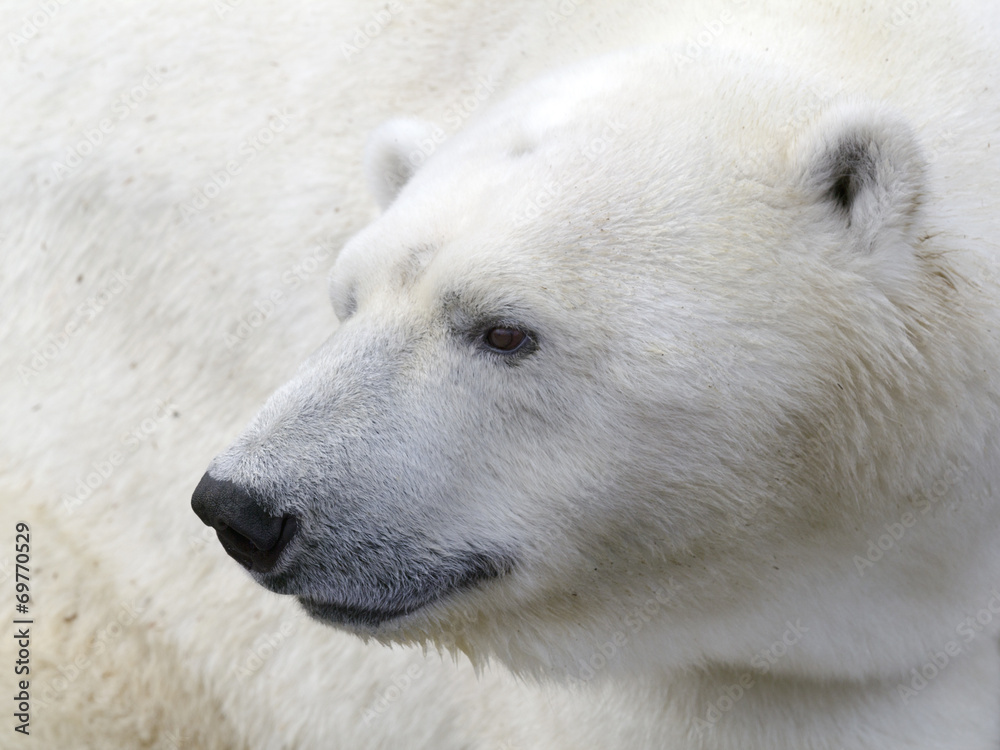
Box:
191, 472, 298, 573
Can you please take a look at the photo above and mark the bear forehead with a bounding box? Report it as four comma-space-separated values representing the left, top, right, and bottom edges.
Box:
335, 51, 820, 314
341, 173, 783, 312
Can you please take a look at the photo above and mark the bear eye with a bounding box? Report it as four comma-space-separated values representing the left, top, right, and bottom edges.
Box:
485, 327, 528, 353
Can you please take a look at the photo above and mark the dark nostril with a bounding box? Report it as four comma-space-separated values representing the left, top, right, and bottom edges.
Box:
191, 472, 298, 573
217, 515, 298, 572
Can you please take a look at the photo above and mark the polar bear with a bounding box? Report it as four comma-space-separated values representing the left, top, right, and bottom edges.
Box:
10, 1, 1000, 748
191, 14, 1000, 745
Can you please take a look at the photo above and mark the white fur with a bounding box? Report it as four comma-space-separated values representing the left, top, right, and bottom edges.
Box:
4, 1, 999, 748
364, 118, 441, 211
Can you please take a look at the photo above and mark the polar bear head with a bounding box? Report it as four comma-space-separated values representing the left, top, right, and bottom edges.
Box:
192, 48, 999, 683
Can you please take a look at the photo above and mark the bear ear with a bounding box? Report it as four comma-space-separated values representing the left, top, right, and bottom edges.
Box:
363, 118, 441, 211
796, 101, 925, 254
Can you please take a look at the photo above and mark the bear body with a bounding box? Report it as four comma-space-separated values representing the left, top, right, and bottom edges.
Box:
194, 3, 1000, 748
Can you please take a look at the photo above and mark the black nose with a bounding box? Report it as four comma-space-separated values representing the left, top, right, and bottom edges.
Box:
191, 473, 297, 573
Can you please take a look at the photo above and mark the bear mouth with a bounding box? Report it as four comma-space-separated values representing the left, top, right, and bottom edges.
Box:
297, 597, 416, 629
294, 551, 512, 629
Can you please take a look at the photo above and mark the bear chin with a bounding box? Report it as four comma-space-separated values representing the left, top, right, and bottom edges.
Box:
290, 550, 513, 630
297, 597, 412, 630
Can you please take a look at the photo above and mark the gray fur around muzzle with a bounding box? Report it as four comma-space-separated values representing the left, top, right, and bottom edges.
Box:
189, 392, 513, 630
191, 464, 510, 628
